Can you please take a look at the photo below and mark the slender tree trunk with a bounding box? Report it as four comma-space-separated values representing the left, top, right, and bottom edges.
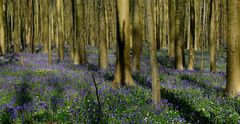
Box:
188, 0, 195, 70
0, 0, 5, 55
175, 0, 186, 70
146, 0, 161, 108
13, 0, 20, 53
30, 0, 35, 53
113, 0, 135, 87
42, 0, 49, 53
168, 0, 175, 59
57, 0, 64, 61
48, 0, 53, 65
225, 0, 240, 97
98, 0, 108, 70
209, 0, 217, 72
132, 0, 143, 72
194, 0, 201, 50
69, 0, 75, 61
73, 0, 86, 65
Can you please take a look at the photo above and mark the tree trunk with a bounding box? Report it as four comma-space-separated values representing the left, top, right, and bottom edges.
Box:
0, 0, 5, 55
188, 0, 195, 70
42, 0, 49, 53
168, 0, 175, 59
209, 0, 217, 72
48, 0, 53, 65
225, 0, 240, 97
113, 0, 135, 87
132, 0, 143, 72
13, 0, 20, 53
146, 0, 161, 108
98, 0, 108, 70
56, 0, 64, 61
175, 0, 186, 70
73, 0, 86, 65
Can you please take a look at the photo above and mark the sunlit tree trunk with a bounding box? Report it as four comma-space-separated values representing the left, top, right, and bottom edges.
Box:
225, 0, 240, 97
0, 0, 5, 55
209, 0, 217, 72
64, 0, 75, 61
146, 0, 161, 108
113, 0, 135, 87
13, 0, 20, 53
56, 0, 64, 61
42, 0, 49, 53
132, 0, 143, 72
194, 0, 201, 50
98, 0, 108, 70
30, 0, 35, 53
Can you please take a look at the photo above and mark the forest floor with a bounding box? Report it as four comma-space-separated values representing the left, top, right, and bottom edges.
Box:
0, 46, 240, 123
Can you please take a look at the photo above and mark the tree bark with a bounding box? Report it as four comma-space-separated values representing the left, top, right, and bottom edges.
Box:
42, 0, 49, 53
56, 0, 64, 61
48, 0, 53, 65
0, 0, 5, 55
113, 0, 135, 87
225, 0, 240, 97
132, 0, 143, 72
169, 0, 175, 59
209, 0, 217, 72
73, 0, 86, 65
188, 0, 195, 70
146, 0, 161, 108
98, 0, 108, 70
175, 0, 186, 70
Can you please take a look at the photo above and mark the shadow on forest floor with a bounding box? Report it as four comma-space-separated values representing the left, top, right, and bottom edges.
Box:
179, 74, 224, 96
132, 73, 213, 123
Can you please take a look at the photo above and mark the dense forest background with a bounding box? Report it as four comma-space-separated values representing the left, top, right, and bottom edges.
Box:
0, 0, 240, 123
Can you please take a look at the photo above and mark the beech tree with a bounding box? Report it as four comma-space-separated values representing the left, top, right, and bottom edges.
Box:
73, 0, 86, 65
56, 0, 64, 61
168, 0, 175, 59
48, 0, 53, 65
112, 0, 135, 87
0, 0, 5, 55
42, 0, 49, 53
209, 0, 217, 72
98, 0, 108, 70
175, 0, 186, 70
187, 0, 195, 70
225, 0, 240, 97
146, 0, 161, 108
132, 0, 143, 72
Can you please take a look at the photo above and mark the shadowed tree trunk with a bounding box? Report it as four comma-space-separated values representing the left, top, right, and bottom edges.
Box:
175, 0, 186, 70
188, 0, 195, 70
73, 0, 86, 65
132, 0, 143, 72
112, 0, 135, 88
48, 0, 53, 65
146, 0, 161, 108
225, 0, 240, 97
168, 0, 175, 59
